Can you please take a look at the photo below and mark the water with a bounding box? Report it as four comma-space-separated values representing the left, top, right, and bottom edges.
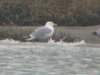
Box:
0, 39, 100, 75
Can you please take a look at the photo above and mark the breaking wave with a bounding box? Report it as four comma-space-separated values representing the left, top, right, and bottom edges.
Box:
0, 39, 100, 48
0, 38, 85, 45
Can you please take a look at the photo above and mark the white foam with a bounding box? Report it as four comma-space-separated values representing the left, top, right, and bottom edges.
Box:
47, 38, 85, 46
0, 39, 20, 44
47, 38, 55, 43
66, 40, 86, 46
0, 39, 86, 45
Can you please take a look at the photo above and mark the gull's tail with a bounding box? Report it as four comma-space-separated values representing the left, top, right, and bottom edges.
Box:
23, 35, 35, 41
26, 37, 34, 41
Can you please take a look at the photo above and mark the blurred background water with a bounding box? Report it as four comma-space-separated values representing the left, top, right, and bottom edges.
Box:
0, 39, 100, 75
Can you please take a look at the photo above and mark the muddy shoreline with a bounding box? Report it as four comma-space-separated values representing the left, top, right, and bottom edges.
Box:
0, 25, 100, 44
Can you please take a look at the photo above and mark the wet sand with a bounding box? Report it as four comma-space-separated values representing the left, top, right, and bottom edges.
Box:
0, 25, 100, 44
56, 25, 100, 44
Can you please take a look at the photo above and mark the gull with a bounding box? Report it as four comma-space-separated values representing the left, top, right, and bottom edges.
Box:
25, 21, 57, 41
93, 29, 100, 37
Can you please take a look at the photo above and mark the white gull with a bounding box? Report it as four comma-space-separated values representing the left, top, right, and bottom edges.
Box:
25, 21, 57, 41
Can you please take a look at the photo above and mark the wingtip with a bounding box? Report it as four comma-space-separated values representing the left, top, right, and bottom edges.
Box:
26, 37, 35, 41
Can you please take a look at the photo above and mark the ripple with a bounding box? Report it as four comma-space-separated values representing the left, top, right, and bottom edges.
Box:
0, 39, 100, 75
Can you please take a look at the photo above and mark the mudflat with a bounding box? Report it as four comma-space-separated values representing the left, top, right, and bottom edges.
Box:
0, 25, 100, 44
57, 25, 100, 44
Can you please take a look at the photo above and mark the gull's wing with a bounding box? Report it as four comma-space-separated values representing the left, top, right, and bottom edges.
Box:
29, 27, 53, 39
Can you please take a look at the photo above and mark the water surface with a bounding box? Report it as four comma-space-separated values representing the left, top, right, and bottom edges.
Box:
0, 39, 100, 75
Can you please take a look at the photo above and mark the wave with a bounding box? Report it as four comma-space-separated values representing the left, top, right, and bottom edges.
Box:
0, 39, 20, 44
0, 39, 100, 48
47, 38, 85, 46
0, 38, 100, 46
0, 38, 85, 45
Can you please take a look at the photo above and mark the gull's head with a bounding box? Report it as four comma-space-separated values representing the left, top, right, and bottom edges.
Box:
92, 29, 100, 37
45, 21, 57, 27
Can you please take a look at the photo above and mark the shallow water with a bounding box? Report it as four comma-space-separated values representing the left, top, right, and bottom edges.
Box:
0, 39, 100, 75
